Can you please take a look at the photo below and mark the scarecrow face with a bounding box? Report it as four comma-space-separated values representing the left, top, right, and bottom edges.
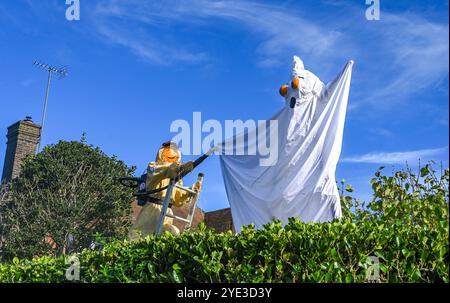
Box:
161, 146, 180, 163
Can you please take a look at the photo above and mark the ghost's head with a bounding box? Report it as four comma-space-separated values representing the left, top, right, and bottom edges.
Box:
291, 56, 304, 78
278, 56, 304, 108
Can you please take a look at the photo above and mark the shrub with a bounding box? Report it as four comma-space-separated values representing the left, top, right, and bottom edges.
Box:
0, 165, 447, 283
0, 138, 135, 260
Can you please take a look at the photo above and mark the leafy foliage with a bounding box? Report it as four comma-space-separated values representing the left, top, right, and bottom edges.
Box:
0, 164, 447, 283
0, 140, 135, 260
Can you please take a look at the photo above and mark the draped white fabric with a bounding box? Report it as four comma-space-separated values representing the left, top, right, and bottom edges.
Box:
217, 58, 354, 232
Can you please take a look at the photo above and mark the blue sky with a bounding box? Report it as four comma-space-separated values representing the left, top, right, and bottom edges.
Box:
0, 0, 448, 212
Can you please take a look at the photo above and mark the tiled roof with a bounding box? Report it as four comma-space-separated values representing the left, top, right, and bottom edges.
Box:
204, 207, 234, 233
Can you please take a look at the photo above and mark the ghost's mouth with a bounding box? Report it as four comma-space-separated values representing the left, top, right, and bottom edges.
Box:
290, 97, 296, 108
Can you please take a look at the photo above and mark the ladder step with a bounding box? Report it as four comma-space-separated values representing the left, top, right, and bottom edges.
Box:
174, 184, 197, 194
165, 214, 190, 223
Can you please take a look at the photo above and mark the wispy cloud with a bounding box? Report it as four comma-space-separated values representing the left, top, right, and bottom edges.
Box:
91, 0, 345, 67
20, 78, 35, 87
95, 23, 208, 65
91, 1, 448, 111
90, 1, 214, 65
351, 12, 449, 110
369, 128, 394, 138
341, 146, 448, 164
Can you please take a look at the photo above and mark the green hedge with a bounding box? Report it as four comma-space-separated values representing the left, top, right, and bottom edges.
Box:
0, 165, 448, 283
0, 218, 447, 283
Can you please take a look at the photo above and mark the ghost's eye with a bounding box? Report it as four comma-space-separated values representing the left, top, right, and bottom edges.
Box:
291, 78, 300, 89
279, 84, 289, 97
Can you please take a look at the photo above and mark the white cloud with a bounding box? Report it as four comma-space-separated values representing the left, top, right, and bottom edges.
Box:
350, 12, 449, 110
95, 23, 208, 65
369, 128, 394, 138
20, 78, 35, 87
340, 146, 448, 164
92, 0, 345, 67
90, 0, 448, 115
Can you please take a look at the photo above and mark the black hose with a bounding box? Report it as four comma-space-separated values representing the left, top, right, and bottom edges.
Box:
117, 177, 141, 188
178, 148, 214, 179
133, 185, 169, 196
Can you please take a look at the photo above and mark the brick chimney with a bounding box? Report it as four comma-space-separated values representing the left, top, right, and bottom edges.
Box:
1, 117, 41, 183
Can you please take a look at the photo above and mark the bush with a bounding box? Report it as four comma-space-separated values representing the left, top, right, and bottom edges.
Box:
0, 165, 447, 283
0, 138, 135, 260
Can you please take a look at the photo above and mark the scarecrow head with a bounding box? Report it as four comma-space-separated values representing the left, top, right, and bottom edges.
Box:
156, 141, 181, 164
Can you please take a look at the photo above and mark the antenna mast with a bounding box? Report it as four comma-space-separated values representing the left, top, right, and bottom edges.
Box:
33, 61, 68, 153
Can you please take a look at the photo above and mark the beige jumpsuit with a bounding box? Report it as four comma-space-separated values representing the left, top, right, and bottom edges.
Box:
128, 148, 196, 240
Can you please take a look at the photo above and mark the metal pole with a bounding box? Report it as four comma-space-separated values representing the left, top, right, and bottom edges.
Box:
155, 179, 176, 235
185, 173, 204, 230
37, 70, 53, 153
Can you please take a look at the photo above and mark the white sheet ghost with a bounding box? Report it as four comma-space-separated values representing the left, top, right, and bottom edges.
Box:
282, 56, 328, 142
218, 56, 354, 232
287, 56, 325, 105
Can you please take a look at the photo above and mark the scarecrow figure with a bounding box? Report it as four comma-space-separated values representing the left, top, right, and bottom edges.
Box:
128, 141, 201, 239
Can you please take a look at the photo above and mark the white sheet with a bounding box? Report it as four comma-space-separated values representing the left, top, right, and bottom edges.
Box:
217, 57, 354, 232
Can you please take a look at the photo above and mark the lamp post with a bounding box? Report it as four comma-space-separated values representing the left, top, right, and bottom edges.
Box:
33, 61, 68, 153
